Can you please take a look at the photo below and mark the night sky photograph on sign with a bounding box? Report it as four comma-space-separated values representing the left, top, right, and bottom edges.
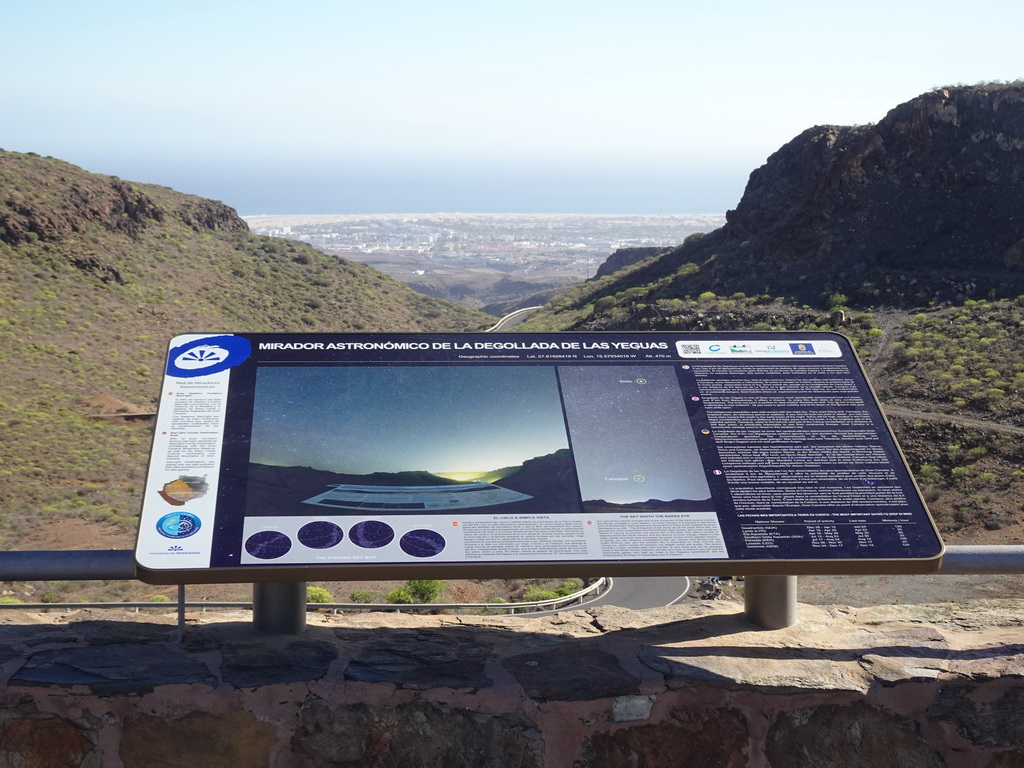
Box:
242, 361, 714, 519
244, 364, 582, 516
249, 364, 569, 474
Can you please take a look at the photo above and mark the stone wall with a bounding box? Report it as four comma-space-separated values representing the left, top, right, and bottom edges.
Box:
2, 599, 1024, 767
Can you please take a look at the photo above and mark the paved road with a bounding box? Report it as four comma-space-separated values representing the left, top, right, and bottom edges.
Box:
583, 576, 691, 609
486, 306, 544, 332
517, 576, 691, 618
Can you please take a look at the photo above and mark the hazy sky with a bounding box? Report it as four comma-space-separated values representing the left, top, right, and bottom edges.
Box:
4, 0, 1022, 214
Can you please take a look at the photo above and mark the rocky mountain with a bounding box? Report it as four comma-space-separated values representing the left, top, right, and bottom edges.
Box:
0, 158, 245, 249
523, 83, 1024, 330
518, 84, 1024, 545
0, 150, 490, 554
720, 83, 1024, 301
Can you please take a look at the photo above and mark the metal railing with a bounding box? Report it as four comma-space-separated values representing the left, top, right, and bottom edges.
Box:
0, 550, 611, 632
2, 547, 1023, 632
0, 575, 609, 616
745, 545, 1024, 629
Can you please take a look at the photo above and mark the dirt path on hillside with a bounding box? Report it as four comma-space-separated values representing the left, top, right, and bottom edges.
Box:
859, 308, 909, 379
882, 404, 1024, 437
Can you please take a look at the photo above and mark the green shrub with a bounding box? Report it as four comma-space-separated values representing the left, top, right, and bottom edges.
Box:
40, 592, 61, 603
950, 466, 973, 484
147, 594, 171, 602
386, 588, 414, 604
306, 586, 333, 604
823, 292, 848, 309
520, 586, 558, 602
406, 579, 445, 603
349, 590, 376, 604
554, 578, 584, 597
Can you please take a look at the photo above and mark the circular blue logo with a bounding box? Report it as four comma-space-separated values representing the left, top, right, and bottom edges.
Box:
156, 512, 202, 539
166, 335, 252, 378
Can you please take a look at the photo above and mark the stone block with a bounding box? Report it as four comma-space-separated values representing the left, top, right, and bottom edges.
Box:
504, 643, 641, 701
9, 643, 216, 695
119, 710, 276, 768
291, 697, 544, 768
344, 629, 491, 689
220, 638, 338, 687
0, 700, 99, 768
767, 701, 943, 768
574, 705, 747, 768
929, 686, 1024, 750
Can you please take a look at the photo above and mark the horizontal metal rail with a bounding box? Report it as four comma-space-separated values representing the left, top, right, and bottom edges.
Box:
0, 601, 252, 611
0, 598, 598, 613
0, 549, 135, 580
2, 547, 1024, 582
0, 552, 609, 616
932, 545, 1024, 574
3, 547, 1024, 632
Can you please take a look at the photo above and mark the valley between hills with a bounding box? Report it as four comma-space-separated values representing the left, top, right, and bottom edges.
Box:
2, 82, 1024, 606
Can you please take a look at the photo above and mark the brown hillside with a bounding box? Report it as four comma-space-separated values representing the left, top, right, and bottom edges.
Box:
0, 150, 490, 561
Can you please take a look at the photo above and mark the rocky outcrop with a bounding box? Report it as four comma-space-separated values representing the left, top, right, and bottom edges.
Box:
4, 599, 1024, 766
593, 246, 667, 280
174, 196, 250, 233
715, 84, 1024, 302
0, 151, 248, 248
575, 84, 1024, 310
726, 86, 1024, 277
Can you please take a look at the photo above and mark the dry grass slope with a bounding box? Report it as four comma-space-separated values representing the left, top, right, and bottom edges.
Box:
0, 151, 490, 563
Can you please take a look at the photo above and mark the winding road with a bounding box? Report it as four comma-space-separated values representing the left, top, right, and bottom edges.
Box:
485, 305, 545, 332
520, 577, 691, 617
583, 576, 691, 609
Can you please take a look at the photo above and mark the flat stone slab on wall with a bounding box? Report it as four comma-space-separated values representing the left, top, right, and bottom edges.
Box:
2, 599, 1024, 767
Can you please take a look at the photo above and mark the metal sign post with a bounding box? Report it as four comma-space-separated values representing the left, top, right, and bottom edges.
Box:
744, 575, 798, 629
253, 582, 307, 634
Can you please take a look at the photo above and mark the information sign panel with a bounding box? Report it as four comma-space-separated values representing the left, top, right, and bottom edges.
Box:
134, 332, 943, 584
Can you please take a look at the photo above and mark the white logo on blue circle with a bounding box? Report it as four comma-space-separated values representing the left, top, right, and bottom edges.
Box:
166, 335, 252, 378
174, 344, 230, 370
157, 512, 202, 539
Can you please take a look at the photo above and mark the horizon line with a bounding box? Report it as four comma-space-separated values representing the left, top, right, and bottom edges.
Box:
241, 211, 728, 219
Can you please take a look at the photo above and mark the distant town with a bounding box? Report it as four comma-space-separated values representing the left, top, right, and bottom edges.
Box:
246, 213, 724, 262
244, 213, 726, 310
